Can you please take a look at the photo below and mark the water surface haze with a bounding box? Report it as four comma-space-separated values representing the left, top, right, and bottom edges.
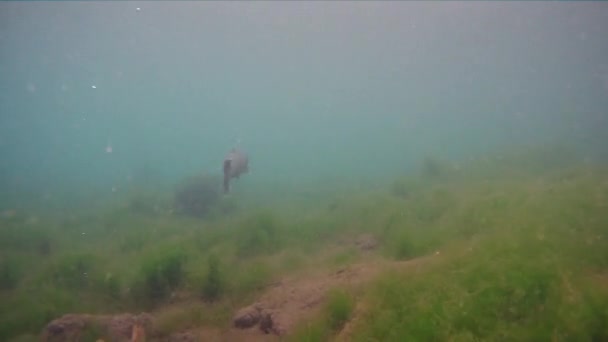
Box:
0, 1, 607, 208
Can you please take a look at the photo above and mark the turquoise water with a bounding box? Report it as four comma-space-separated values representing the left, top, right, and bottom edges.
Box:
1, 3, 608, 340
0, 1, 606, 209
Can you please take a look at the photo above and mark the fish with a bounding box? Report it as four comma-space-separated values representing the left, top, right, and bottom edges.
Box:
223, 148, 249, 193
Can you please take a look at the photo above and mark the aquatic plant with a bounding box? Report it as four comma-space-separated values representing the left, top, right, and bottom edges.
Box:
325, 289, 355, 331
392, 231, 416, 260
292, 321, 327, 342
206, 195, 239, 218
230, 260, 274, 303
420, 156, 449, 179
291, 289, 355, 340
0, 285, 77, 341
201, 254, 223, 301
127, 191, 167, 215
136, 247, 187, 304
351, 165, 608, 341
119, 232, 147, 253
99, 272, 122, 300
236, 211, 282, 257
0, 223, 53, 255
390, 179, 411, 199
0, 144, 606, 341
0, 257, 22, 290
47, 253, 97, 290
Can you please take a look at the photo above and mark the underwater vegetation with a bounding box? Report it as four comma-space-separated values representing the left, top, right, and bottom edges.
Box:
0, 257, 22, 291
0, 145, 607, 340
420, 156, 451, 179
291, 289, 356, 341
236, 211, 282, 258
133, 246, 187, 306
201, 254, 224, 302
325, 289, 355, 332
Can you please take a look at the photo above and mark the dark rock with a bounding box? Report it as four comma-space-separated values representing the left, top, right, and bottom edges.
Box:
233, 304, 262, 329
259, 311, 274, 334
41, 313, 154, 342
42, 314, 89, 342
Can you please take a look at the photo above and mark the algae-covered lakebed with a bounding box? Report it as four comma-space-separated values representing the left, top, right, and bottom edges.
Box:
1, 147, 607, 341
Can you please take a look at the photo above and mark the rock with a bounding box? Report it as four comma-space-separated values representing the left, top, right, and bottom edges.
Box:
130, 323, 145, 342
259, 311, 274, 334
41, 313, 154, 342
355, 234, 378, 251
105, 313, 153, 341
166, 331, 200, 342
233, 304, 262, 329
42, 314, 90, 342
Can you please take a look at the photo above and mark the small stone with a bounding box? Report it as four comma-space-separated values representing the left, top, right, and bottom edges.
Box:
355, 234, 378, 251
259, 311, 273, 334
233, 305, 262, 328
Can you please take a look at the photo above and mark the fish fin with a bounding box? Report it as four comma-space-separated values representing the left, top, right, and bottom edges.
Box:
223, 176, 230, 194
223, 159, 231, 175
223, 159, 232, 194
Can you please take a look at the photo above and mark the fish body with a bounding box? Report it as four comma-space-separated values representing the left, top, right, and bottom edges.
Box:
223, 148, 249, 193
